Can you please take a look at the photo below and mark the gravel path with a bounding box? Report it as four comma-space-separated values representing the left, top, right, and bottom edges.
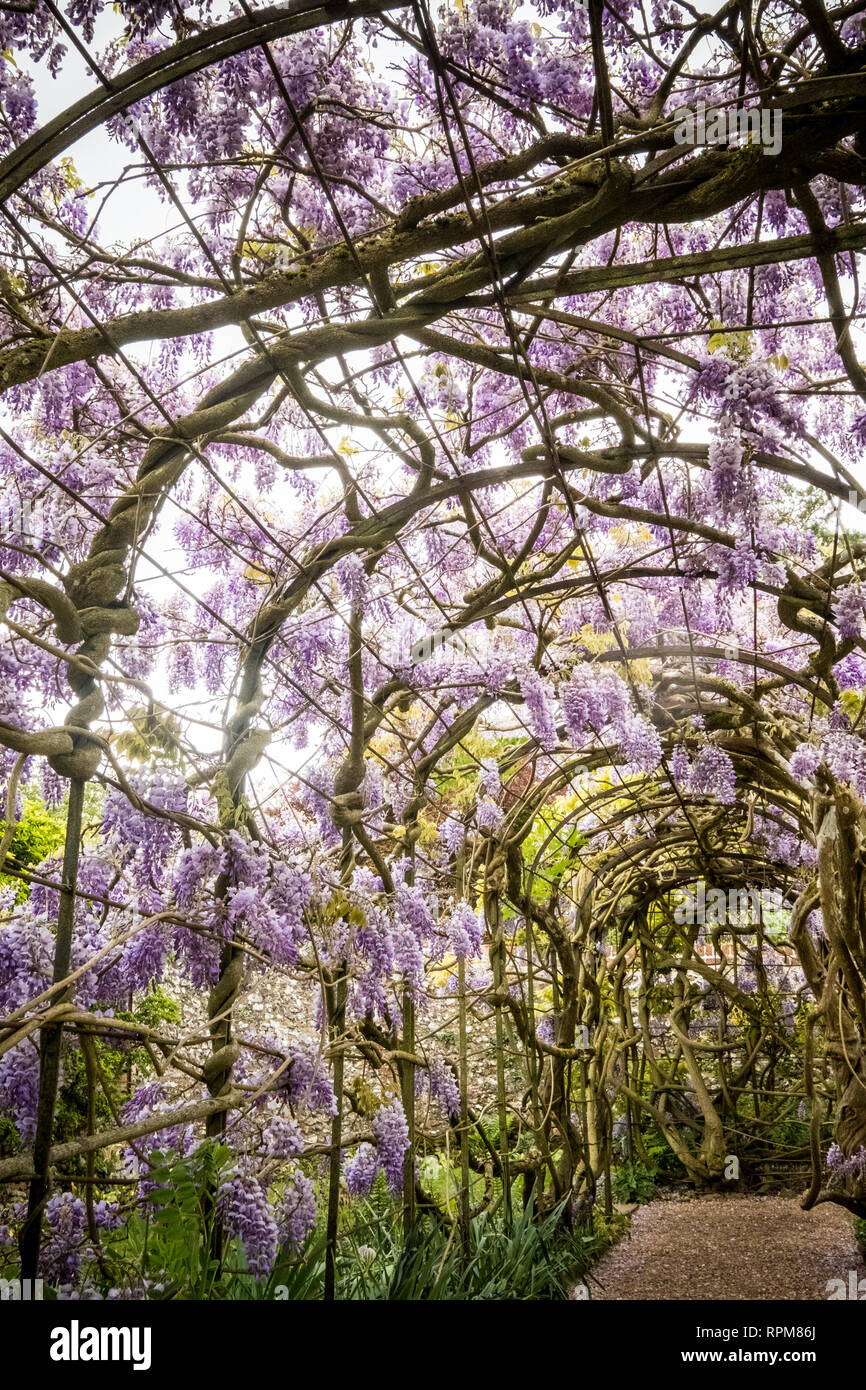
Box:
589, 1194, 861, 1300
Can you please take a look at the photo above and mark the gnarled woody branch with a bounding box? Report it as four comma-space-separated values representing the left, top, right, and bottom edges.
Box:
0, 1089, 247, 1183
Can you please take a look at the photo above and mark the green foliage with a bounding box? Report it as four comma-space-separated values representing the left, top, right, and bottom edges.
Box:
335, 1197, 592, 1300
114, 985, 182, 1078
83, 1145, 325, 1300
780, 482, 845, 553
761, 1114, 811, 1153
436, 732, 521, 789
0, 792, 66, 900
641, 1129, 686, 1176
111, 705, 185, 765
646, 982, 676, 1015
135, 1143, 227, 1298
611, 1159, 658, 1205
468, 1113, 518, 1165
0, 1114, 21, 1159
53, 987, 184, 1166
418, 1153, 486, 1212
100, 1143, 238, 1299
128, 986, 181, 1029
520, 796, 587, 894
55, 1046, 121, 1156
66, 1149, 619, 1301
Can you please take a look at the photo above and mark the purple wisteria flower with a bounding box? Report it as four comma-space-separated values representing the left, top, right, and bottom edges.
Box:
216, 1173, 278, 1279
444, 900, 483, 959
344, 1142, 380, 1197
276, 1171, 316, 1250
371, 1099, 410, 1194
40, 1193, 87, 1285
827, 1144, 866, 1184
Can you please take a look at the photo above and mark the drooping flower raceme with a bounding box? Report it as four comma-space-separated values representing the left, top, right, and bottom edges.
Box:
216, 1172, 278, 1279
371, 1100, 410, 1194
444, 899, 483, 960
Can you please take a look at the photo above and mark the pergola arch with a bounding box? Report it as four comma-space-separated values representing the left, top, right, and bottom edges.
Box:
2, 0, 866, 1291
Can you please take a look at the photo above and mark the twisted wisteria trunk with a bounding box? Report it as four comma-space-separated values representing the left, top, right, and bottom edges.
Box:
794, 774, 866, 1214
484, 867, 512, 1224
19, 776, 84, 1281
323, 962, 347, 1300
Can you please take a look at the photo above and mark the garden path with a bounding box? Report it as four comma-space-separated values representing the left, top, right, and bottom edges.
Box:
587, 1194, 861, 1300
